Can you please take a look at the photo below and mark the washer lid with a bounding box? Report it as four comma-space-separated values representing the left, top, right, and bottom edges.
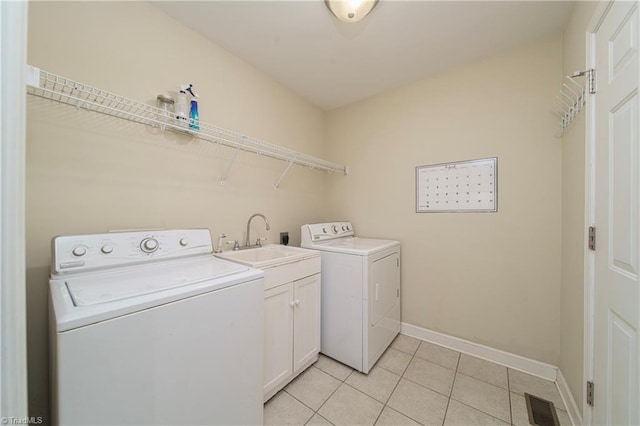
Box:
309, 237, 399, 255
65, 257, 248, 306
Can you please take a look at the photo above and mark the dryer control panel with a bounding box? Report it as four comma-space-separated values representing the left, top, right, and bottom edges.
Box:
52, 229, 213, 275
301, 222, 355, 245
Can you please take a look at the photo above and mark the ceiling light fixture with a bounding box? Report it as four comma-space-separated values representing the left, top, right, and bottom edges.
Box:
325, 0, 379, 23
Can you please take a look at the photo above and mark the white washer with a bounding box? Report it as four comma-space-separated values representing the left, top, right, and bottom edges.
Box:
301, 222, 400, 373
49, 229, 264, 426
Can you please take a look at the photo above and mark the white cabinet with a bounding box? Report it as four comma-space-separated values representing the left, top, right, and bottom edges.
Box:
292, 275, 321, 373
262, 256, 321, 401
263, 283, 294, 396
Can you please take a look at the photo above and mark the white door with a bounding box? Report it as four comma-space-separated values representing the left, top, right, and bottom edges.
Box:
592, 2, 639, 425
263, 284, 294, 398
293, 274, 321, 373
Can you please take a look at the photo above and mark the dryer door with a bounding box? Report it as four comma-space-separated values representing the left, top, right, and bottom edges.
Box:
366, 249, 401, 373
370, 252, 400, 327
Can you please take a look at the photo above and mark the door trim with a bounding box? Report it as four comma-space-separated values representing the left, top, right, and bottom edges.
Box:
0, 0, 29, 421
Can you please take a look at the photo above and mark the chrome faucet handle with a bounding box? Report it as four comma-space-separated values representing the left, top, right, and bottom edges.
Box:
214, 233, 227, 254
226, 240, 240, 251
256, 237, 267, 247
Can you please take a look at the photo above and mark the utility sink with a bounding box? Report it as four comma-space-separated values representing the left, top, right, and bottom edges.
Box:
214, 244, 318, 269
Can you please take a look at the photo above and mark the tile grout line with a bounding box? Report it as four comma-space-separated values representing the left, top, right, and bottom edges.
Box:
441, 352, 462, 426
337, 381, 391, 425
281, 360, 353, 425
507, 368, 513, 425
384, 345, 460, 400
392, 340, 475, 425
372, 362, 406, 425
283, 366, 337, 410
384, 342, 429, 425
361, 341, 413, 424
449, 399, 515, 425
399, 374, 457, 400
453, 370, 510, 392
310, 366, 354, 425
371, 342, 416, 426
280, 388, 321, 424
447, 372, 514, 423
418, 343, 513, 424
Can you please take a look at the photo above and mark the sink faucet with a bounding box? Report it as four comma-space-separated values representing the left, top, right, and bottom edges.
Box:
245, 213, 271, 249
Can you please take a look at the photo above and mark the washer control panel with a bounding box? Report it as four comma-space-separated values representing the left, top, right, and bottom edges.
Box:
52, 229, 213, 275
301, 222, 354, 245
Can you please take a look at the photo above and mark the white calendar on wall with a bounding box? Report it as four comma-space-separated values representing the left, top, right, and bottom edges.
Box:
416, 157, 497, 213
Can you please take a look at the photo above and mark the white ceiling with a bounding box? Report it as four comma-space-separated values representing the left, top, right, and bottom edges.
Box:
153, 1, 574, 111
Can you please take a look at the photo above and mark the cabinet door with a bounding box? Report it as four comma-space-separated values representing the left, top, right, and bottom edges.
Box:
293, 274, 321, 373
263, 283, 294, 397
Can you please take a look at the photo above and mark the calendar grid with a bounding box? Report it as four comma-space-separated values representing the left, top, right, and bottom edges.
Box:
416, 157, 498, 213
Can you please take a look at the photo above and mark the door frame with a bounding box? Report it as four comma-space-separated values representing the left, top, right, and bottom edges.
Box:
0, 0, 29, 420
583, 1, 637, 425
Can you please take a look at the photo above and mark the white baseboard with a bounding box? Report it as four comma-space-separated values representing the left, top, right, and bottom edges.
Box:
401, 322, 558, 381
556, 369, 583, 426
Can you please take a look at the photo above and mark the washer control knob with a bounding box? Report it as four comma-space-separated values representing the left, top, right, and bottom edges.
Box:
342, 226, 346, 231
346, 225, 351, 231
101, 245, 113, 254
322, 227, 328, 234
140, 238, 159, 253
179, 238, 189, 247
72, 246, 87, 257
331, 225, 338, 234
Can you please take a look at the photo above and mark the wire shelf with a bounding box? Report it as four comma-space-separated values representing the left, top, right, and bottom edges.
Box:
556, 69, 595, 137
26, 66, 348, 186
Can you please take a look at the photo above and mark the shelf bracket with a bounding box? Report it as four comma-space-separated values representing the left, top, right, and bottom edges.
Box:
587, 68, 596, 94
571, 68, 596, 94
26, 65, 41, 88
220, 148, 240, 185
274, 159, 296, 190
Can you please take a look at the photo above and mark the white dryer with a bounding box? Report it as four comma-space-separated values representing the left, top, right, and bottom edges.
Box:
49, 229, 264, 426
301, 222, 400, 373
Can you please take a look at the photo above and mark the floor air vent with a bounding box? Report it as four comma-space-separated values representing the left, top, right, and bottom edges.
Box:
525, 393, 560, 426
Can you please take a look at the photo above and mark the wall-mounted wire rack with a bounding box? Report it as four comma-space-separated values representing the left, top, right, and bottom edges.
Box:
556, 68, 595, 137
25, 65, 348, 189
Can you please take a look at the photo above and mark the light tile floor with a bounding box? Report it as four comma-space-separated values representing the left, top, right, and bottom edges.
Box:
264, 334, 572, 426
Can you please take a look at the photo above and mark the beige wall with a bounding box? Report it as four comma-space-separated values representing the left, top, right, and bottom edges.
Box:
26, 2, 336, 421
326, 36, 563, 365
560, 1, 599, 417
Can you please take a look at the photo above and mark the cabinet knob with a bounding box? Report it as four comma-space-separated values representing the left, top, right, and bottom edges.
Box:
289, 301, 296, 308
295, 300, 300, 306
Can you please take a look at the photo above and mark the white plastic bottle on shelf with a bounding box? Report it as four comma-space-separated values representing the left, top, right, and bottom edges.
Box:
175, 88, 188, 129
175, 84, 198, 130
